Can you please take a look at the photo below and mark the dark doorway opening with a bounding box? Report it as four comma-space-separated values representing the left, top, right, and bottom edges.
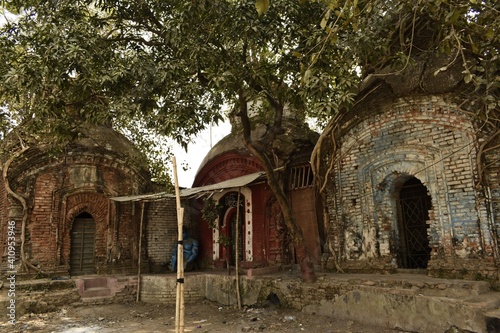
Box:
219, 192, 244, 266
70, 212, 96, 275
397, 177, 432, 269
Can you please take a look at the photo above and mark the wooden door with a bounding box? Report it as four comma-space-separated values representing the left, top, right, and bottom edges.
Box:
70, 215, 96, 275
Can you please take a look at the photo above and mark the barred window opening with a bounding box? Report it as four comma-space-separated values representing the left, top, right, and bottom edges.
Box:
288, 165, 313, 190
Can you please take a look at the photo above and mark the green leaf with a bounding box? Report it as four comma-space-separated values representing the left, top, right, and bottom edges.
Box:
464, 72, 473, 84
255, 0, 270, 16
320, 17, 327, 29
485, 28, 494, 41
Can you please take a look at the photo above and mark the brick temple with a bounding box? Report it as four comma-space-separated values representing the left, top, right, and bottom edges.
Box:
1, 56, 499, 283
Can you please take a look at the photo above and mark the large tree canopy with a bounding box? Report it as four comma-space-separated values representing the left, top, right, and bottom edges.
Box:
1, 0, 498, 280
2, 0, 497, 167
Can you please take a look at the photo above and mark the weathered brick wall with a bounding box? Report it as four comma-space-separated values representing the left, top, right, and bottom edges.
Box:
482, 130, 500, 268
145, 198, 178, 272
0, 131, 152, 275
28, 172, 61, 269
139, 274, 204, 303
326, 94, 496, 276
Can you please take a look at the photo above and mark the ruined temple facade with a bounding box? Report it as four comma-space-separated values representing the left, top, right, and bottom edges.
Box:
3, 53, 498, 281
0, 125, 155, 275
322, 53, 500, 280
192, 117, 323, 269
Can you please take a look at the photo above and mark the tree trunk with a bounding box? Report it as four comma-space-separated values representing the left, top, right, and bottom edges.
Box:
243, 140, 316, 282
237, 93, 316, 282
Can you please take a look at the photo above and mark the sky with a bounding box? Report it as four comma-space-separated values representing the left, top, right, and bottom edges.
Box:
171, 121, 232, 188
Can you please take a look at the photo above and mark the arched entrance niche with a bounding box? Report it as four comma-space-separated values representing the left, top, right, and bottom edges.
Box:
211, 187, 253, 264
375, 172, 432, 270
219, 197, 244, 265
70, 212, 96, 275
396, 177, 432, 269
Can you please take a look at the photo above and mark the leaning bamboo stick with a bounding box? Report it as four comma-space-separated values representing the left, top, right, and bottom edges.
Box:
173, 157, 185, 333
235, 188, 242, 310
136, 201, 145, 302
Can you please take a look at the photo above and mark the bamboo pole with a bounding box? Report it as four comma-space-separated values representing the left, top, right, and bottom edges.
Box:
173, 157, 185, 333
136, 201, 145, 302
235, 188, 242, 309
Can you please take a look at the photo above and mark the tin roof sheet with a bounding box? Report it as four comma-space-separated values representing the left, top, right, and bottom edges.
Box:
109, 171, 266, 202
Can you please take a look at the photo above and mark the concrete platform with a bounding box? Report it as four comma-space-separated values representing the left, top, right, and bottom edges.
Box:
135, 270, 500, 332
2, 270, 500, 332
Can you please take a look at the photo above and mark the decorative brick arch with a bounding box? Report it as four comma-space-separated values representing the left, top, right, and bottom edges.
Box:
62, 192, 111, 270
373, 171, 434, 259
194, 152, 263, 187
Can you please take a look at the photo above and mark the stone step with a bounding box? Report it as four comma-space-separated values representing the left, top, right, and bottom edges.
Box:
83, 277, 108, 289
463, 291, 500, 308
317, 273, 493, 299
16, 277, 74, 292
75, 277, 112, 299
79, 286, 112, 298
80, 295, 115, 304
395, 268, 427, 275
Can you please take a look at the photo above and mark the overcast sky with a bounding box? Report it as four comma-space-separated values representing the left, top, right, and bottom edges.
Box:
171, 120, 232, 188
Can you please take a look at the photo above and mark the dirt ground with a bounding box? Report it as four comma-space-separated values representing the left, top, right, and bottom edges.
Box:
1, 299, 412, 333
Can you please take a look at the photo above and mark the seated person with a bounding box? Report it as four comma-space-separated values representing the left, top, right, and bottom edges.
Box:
171, 228, 199, 272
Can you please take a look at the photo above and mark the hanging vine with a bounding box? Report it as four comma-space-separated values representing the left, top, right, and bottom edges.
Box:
310, 112, 345, 273
201, 196, 221, 230
2, 137, 45, 275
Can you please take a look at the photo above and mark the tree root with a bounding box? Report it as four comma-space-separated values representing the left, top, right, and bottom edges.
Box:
2, 145, 45, 276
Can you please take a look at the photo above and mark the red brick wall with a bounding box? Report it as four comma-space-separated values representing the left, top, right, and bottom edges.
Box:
251, 184, 274, 265
28, 172, 60, 269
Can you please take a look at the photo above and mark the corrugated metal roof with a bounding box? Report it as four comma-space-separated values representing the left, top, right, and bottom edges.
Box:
109, 171, 266, 202
109, 191, 175, 202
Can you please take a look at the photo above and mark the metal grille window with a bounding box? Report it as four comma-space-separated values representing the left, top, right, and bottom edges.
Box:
288, 164, 314, 190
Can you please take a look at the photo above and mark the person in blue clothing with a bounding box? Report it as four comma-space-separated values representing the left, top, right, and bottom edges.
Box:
171, 228, 199, 272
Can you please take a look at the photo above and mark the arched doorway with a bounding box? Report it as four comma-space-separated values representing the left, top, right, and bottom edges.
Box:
219, 192, 245, 266
70, 212, 96, 275
227, 209, 244, 265
397, 177, 432, 269
210, 187, 253, 265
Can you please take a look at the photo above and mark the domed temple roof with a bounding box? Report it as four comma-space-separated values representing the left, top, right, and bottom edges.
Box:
3, 123, 151, 187
194, 119, 319, 187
